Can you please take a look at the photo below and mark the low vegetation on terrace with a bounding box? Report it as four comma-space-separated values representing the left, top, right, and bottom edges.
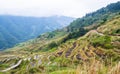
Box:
0, 2, 120, 74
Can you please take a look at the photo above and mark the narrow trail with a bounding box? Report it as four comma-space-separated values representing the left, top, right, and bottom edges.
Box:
0, 59, 22, 72
92, 30, 119, 37
95, 30, 120, 37
95, 30, 104, 36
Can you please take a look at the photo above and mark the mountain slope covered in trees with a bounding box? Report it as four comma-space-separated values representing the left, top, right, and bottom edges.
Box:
0, 1, 120, 74
8, 1, 120, 53
0, 15, 74, 50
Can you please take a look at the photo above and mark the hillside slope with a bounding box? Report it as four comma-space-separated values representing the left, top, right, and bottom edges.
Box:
0, 15, 74, 50
7, 1, 120, 53
0, 14, 120, 74
0, 1, 120, 74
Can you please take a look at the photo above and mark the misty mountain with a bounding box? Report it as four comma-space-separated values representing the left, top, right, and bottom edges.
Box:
0, 15, 75, 50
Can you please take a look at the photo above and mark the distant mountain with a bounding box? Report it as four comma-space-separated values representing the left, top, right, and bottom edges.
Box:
0, 1, 120, 74
0, 15, 75, 50
67, 1, 120, 31
7, 1, 120, 53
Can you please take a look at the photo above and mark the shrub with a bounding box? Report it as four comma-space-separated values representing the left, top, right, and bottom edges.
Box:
54, 57, 72, 67
29, 68, 40, 73
48, 42, 58, 49
91, 35, 113, 49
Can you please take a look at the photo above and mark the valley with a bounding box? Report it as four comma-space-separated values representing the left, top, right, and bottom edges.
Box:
0, 1, 120, 74
0, 15, 74, 50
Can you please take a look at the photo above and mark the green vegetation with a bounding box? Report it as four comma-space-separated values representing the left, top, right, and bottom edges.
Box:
0, 1, 120, 74
0, 16, 74, 50
91, 35, 113, 49
50, 70, 75, 74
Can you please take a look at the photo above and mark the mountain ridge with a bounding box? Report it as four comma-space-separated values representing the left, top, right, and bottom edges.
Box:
0, 15, 74, 50
0, 1, 120, 74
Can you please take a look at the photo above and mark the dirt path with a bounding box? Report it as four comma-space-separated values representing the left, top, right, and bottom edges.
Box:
95, 30, 104, 36
0, 59, 22, 72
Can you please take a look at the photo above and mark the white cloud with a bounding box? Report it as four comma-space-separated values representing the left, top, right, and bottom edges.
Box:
0, 0, 119, 17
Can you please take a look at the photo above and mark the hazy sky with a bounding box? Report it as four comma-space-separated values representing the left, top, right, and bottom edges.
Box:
0, 0, 119, 18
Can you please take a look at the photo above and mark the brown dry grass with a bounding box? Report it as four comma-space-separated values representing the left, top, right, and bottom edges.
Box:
76, 59, 120, 74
